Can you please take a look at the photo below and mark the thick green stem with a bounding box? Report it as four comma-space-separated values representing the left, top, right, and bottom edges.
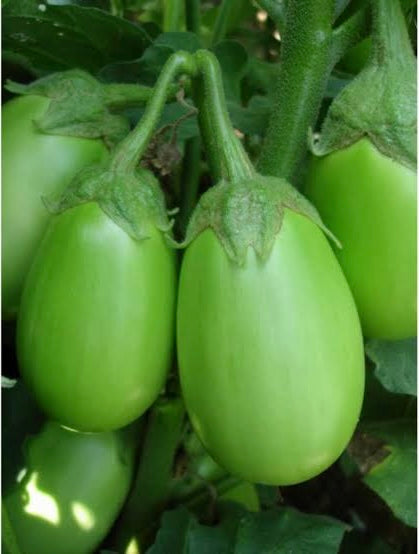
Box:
163, 0, 184, 32
257, 0, 335, 181
110, 52, 197, 173
193, 50, 255, 184
103, 83, 177, 110
113, 399, 185, 554
330, 4, 371, 66
185, 0, 201, 34
372, 0, 415, 66
178, 137, 202, 234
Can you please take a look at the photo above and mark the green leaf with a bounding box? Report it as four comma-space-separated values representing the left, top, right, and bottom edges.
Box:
3, 0, 109, 14
228, 96, 270, 136
362, 420, 417, 528
99, 32, 202, 85
2, 0, 41, 15
3, 4, 152, 75
360, 366, 415, 423
365, 338, 417, 396
340, 530, 396, 554
125, 101, 199, 143
127, 94, 269, 145
146, 507, 198, 553
100, 43, 174, 85
243, 57, 277, 99
147, 506, 348, 554
233, 509, 348, 554
212, 40, 249, 102
154, 31, 201, 53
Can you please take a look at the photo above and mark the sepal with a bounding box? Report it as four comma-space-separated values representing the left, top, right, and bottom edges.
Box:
311, 0, 416, 170
44, 164, 174, 242
6, 70, 129, 147
181, 175, 339, 265
310, 60, 416, 169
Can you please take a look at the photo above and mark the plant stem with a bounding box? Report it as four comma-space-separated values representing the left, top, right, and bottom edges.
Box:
178, 137, 202, 234
103, 83, 177, 110
110, 52, 197, 173
179, 0, 202, 236
163, 0, 184, 32
185, 0, 201, 35
257, 0, 335, 181
211, 0, 234, 45
113, 399, 185, 554
193, 49, 255, 183
330, 4, 371, 66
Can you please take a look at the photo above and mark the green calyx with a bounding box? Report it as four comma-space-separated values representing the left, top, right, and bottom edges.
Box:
182, 175, 339, 265
45, 163, 174, 242
312, 0, 416, 170
5, 70, 154, 147
182, 49, 337, 264
43, 51, 198, 243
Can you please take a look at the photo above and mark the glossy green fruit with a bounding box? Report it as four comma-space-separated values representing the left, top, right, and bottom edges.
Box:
17, 202, 176, 432
4, 421, 135, 554
2, 95, 108, 319
177, 209, 365, 485
306, 138, 417, 340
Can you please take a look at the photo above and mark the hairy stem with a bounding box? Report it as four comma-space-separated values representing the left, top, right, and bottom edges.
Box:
103, 83, 177, 110
193, 49, 255, 183
257, 0, 335, 181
